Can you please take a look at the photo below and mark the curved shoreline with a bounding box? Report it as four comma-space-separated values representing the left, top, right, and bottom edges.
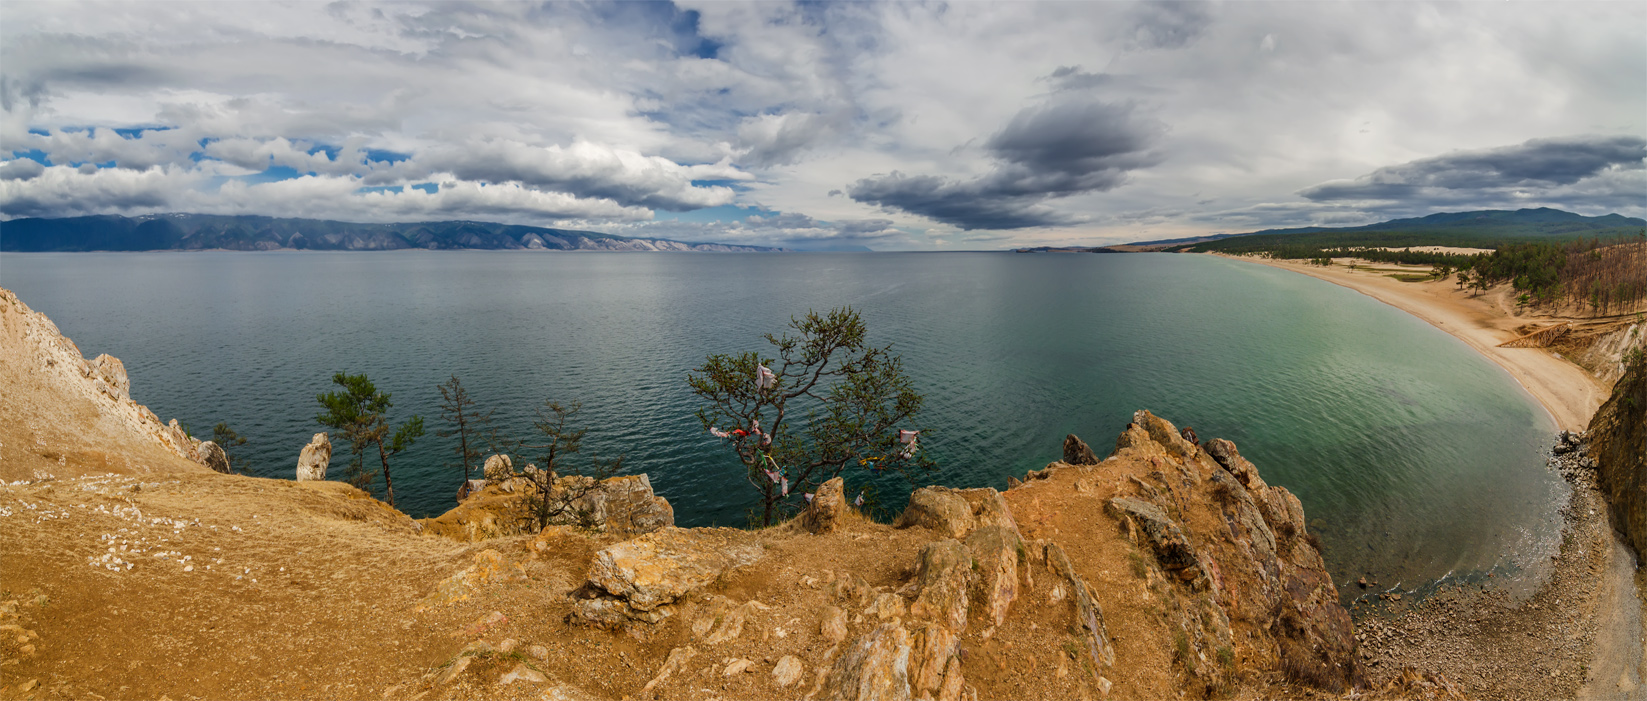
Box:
1210, 253, 1606, 432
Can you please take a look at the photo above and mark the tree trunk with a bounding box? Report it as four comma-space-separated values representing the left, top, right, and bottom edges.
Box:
378, 441, 395, 506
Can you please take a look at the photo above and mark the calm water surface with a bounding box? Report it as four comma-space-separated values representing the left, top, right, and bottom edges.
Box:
1, 251, 1564, 603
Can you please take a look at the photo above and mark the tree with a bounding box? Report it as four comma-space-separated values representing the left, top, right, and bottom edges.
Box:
436, 375, 490, 490
315, 372, 424, 506
211, 422, 251, 474
689, 307, 934, 527
523, 400, 622, 531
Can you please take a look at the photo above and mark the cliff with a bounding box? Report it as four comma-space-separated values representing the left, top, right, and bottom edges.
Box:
0, 288, 1403, 700
0, 288, 208, 481
1587, 347, 1647, 557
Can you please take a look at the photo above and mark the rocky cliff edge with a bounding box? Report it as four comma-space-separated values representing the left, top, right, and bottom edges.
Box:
0, 288, 208, 480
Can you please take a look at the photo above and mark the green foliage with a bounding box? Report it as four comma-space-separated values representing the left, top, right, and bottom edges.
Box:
689, 307, 934, 527
522, 400, 622, 532
211, 422, 251, 474
435, 375, 490, 490
315, 372, 423, 506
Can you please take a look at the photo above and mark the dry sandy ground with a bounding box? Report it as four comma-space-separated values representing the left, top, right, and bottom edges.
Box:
1217, 254, 1607, 433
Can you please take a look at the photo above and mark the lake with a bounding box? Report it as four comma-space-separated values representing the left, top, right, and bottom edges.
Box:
1, 250, 1564, 603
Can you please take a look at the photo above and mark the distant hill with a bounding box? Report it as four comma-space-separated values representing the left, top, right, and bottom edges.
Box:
0, 214, 784, 252
1167, 208, 1646, 254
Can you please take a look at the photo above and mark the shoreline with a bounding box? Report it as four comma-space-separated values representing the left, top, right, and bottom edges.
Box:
1211, 253, 1643, 697
1211, 253, 1607, 432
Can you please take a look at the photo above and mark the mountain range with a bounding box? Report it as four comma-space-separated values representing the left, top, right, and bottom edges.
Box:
0, 214, 783, 252
1139, 208, 1646, 251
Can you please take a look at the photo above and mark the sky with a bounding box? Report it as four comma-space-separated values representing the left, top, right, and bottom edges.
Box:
1, 1, 1643, 250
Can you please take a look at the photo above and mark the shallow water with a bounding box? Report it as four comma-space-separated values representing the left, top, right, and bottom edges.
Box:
1, 250, 1565, 601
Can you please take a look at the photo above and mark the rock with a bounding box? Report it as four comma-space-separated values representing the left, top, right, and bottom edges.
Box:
773, 655, 805, 687
642, 646, 696, 693
1063, 434, 1099, 466
90, 353, 129, 399
864, 592, 907, 620
724, 658, 755, 675
821, 605, 849, 644
819, 622, 913, 701
499, 663, 548, 684
1046, 542, 1116, 669
456, 478, 487, 502
964, 525, 1020, 628
296, 433, 331, 481
804, 477, 848, 534
911, 621, 959, 696
425, 472, 674, 542
578, 527, 764, 617
439, 655, 473, 685
1106, 497, 1198, 574
483, 454, 514, 481
1203, 438, 1269, 493
894, 486, 1017, 540
895, 488, 974, 539
197, 440, 231, 474
561, 473, 675, 535
909, 540, 971, 632
1131, 409, 1198, 460
527, 644, 549, 661
704, 600, 762, 645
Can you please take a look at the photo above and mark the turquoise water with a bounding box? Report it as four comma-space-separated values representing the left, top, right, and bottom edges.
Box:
0, 251, 1563, 601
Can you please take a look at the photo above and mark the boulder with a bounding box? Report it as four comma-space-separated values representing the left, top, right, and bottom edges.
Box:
483, 454, 514, 481
579, 527, 764, 615
1107, 496, 1199, 574
908, 540, 971, 632
818, 622, 913, 701
894, 486, 1017, 540
964, 525, 1020, 628
562, 474, 674, 535
1063, 434, 1099, 466
90, 354, 129, 399
198, 440, 230, 474
910, 621, 959, 697
803, 476, 848, 534
296, 433, 331, 481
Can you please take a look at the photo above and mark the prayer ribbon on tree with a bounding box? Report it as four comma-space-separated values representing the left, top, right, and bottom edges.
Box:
709, 427, 731, 439
898, 429, 921, 459
854, 492, 865, 507
757, 365, 777, 390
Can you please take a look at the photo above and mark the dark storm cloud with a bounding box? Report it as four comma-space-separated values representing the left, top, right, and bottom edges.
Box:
1299, 135, 1646, 202
848, 97, 1165, 229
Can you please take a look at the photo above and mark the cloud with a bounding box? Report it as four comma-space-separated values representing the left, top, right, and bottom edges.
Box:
409, 139, 745, 211
0, 1, 1642, 247
1119, 1, 1214, 51
848, 94, 1165, 229
1298, 135, 1647, 212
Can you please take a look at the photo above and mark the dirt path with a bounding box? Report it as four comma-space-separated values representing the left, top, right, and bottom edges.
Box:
1215, 254, 1607, 432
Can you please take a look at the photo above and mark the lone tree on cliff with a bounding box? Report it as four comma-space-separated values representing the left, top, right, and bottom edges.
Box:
316, 372, 424, 506
522, 400, 622, 531
435, 375, 490, 489
689, 307, 934, 526
211, 422, 251, 474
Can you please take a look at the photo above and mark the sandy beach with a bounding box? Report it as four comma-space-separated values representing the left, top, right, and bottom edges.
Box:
1216, 253, 1609, 432
1216, 252, 1644, 699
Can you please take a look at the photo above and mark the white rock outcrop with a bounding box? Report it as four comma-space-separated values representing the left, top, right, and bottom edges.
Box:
296, 433, 332, 481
